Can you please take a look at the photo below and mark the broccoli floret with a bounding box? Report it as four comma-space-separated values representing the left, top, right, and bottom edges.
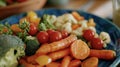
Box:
25, 36, 40, 56
0, 34, 25, 67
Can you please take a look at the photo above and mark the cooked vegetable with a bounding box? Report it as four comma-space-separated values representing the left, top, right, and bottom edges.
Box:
87, 18, 96, 27
89, 49, 116, 60
99, 32, 111, 44
10, 24, 23, 33
0, 23, 13, 35
81, 57, 98, 67
90, 37, 104, 49
0, 34, 25, 67
36, 35, 77, 55
36, 31, 49, 44
70, 40, 90, 60
68, 59, 81, 67
49, 31, 62, 43
46, 62, 60, 67
72, 11, 84, 21
28, 23, 38, 36
48, 48, 70, 61
25, 36, 40, 56
61, 56, 71, 67
39, 14, 56, 31
35, 55, 52, 66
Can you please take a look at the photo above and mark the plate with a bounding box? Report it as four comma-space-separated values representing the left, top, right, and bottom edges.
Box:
1, 8, 120, 67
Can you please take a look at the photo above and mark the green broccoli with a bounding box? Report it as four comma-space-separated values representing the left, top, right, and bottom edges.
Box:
0, 34, 25, 67
25, 36, 40, 56
39, 14, 56, 31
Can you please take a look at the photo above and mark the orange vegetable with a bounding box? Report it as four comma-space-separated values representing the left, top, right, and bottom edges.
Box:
72, 11, 84, 21
48, 48, 70, 61
19, 58, 35, 67
89, 49, 116, 60
70, 40, 90, 60
36, 35, 77, 55
10, 24, 22, 33
81, 57, 98, 67
72, 24, 81, 30
87, 18, 96, 27
61, 56, 71, 67
27, 55, 38, 64
68, 59, 81, 67
46, 62, 61, 67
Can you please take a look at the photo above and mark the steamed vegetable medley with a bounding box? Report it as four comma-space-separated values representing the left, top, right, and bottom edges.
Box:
0, 11, 115, 67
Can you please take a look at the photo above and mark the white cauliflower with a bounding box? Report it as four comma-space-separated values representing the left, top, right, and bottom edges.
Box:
71, 27, 83, 35
99, 32, 111, 44
78, 20, 88, 29
61, 22, 72, 33
56, 14, 77, 24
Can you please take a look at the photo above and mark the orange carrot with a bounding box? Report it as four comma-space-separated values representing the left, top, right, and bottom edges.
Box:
72, 24, 81, 30
10, 24, 23, 33
72, 11, 84, 21
46, 62, 61, 67
68, 59, 81, 67
48, 48, 70, 61
26, 55, 38, 64
70, 40, 90, 60
61, 56, 71, 67
81, 57, 98, 67
89, 49, 116, 60
87, 18, 96, 27
19, 58, 35, 67
36, 35, 77, 55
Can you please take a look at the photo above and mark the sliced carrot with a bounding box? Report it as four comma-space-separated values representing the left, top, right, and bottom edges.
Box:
81, 57, 98, 67
36, 35, 77, 55
72, 11, 84, 21
61, 56, 71, 67
68, 59, 81, 67
70, 40, 90, 60
48, 48, 70, 61
46, 62, 60, 67
10, 24, 23, 33
89, 49, 116, 60
72, 24, 81, 30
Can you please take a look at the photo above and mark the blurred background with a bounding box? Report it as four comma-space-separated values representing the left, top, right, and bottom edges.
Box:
0, 0, 112, 20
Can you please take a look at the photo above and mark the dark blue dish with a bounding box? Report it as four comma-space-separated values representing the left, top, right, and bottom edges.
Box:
1, 8, 120, 67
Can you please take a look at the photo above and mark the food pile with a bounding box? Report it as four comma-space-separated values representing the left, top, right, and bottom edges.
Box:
0, 0, 28, 7
0, 11, 116, 67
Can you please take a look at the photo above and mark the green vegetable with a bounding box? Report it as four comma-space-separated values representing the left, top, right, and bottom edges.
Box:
0, 34, 25, 67
0, 0, 6, 7
0, 23, 13, 35
39, 14, 56, 31
25, 36, 40, 56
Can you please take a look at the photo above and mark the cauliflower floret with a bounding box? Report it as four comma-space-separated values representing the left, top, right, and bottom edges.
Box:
56, 14, 77, 24
88, 26, 96, 33
61, 22, 72, 33
99, 32, 111, 44
72, 27, 83, 35
78, 20, 88, 29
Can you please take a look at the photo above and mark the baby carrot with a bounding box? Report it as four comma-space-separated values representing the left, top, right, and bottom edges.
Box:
61, 56, 71, 67
70, 40, 90, 60
68, 59, 81, 67
10, 24, 23, 33
46, 62, 61, 67
48, 48, 70, 61
72, 11, 84, 21
81, 57, 98, 67
36, 35, 77, 55
89, 49, 116, 60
